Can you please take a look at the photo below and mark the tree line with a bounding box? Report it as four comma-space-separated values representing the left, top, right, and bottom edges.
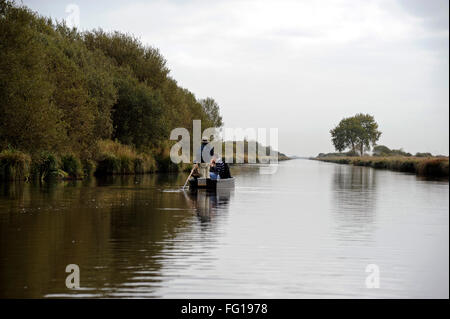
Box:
0, 0, 222, 162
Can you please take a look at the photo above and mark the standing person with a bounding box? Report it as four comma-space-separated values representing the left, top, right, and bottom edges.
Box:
196, 136, 214, 178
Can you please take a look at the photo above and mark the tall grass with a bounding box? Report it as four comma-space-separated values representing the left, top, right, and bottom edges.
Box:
95, 140, 156, 175
153, 142, 180, 173
30, 151, 64, 181
0, 150, 31, 181
316, 156, 449, 177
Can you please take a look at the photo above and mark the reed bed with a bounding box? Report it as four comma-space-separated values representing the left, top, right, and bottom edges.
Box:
95, 140, 157, 175
316, 156, 449, 177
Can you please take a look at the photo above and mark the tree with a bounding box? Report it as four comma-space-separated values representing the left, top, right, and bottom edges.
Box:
0, 1, 224, 161
200, 97, 223, 128
373, 145, 391, 156
330, 114, 381, 156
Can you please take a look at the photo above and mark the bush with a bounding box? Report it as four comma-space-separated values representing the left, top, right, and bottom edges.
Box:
94, 140, 157, 175
30, 151, 60, 180
82, 159, 96, 176
120, 156, 134, 174
95, 154, 121, 175
0, 149, 31, 181
373, 160, 387, 169
417, 159, 449, 177
415, 152, 433, 158
61, 154, 83, 178
154, 148, 180, 172
398, 160, 416, 173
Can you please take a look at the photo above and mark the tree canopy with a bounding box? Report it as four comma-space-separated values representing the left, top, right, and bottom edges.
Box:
330, 114, 381, 156
0, 0, 223, 159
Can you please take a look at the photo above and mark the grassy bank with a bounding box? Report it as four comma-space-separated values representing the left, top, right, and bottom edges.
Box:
0, 140, 184, 182
0, 139, 289, 182
315, 156, 449, 178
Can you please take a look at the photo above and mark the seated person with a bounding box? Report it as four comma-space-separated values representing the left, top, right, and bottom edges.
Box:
191, 163, 201, 179
209, 159, 220, 180
211, 156, 231, 179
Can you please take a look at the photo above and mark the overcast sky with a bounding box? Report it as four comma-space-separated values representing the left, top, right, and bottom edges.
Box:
24, 0, 449, 156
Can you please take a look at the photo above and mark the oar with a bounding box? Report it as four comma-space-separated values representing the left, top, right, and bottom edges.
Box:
182, 165, 196, 190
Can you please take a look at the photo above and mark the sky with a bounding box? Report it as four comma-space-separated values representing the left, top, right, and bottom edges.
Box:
23, 0, 449, 156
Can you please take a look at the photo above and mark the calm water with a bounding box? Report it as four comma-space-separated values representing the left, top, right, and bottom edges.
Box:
0, 159, 448, 298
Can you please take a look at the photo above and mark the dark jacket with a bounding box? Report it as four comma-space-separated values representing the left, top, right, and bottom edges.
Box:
198, 143, 214, 163
214, 161, 231, 179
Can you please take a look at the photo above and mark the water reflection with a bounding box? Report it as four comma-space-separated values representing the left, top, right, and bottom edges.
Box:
0, 174, 235, 298
332, 165, 377, 242
0, 160, 448, 298
183, 189, 232, 225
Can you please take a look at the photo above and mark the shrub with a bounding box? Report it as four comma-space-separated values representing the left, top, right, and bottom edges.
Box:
398, 160, 416, 173
61, 154, 83, 178
120, 156, 134, 174
30, 151, 59, 180
154, 153, 180, 172
95, 154, 121, 175
0, 149, 31, 181
417, 158, 449, 177
415, 152, 433, 158
373, 160, 387, 169
82, 159, 96, 176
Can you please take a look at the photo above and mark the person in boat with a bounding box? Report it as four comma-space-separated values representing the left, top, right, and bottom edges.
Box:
191, 163, 201, 179
195, 136, 214, 178
209, 158, 219, 180
209, 156, 231, 180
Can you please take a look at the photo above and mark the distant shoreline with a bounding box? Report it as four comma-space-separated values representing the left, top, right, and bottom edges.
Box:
312, 156, 449, 178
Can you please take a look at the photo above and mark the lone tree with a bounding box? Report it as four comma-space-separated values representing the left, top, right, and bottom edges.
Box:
330, 114, 381, 156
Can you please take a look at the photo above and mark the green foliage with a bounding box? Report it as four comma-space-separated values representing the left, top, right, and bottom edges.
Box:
330, 114, 381, 156
94, 140, 156, 175
200, 97, 223, 128
81, 159, 96, 176
154, 144, 180, 172
373, 145, 412, 157
30, 151, 59, 180
96, 154, 121, 175
61, 154, 83, 178
415, 152, 433, 158
0, 1, 223, 173
372, 145, 391, 156
113, 76, 166, 148
0, 149, 31, 181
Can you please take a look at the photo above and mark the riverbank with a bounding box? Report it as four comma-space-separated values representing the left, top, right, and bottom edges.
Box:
0, 140, 179, 182
0, 140, 290, 182
314, 156, 449, 178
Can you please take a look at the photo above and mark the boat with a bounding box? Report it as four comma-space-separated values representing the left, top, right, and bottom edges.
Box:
188, 177, 235, 190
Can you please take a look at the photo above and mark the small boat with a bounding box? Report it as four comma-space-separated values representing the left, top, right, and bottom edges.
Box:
188, 177, 235, 190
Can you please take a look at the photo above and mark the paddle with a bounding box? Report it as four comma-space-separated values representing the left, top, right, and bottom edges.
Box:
182, 165, 196, 190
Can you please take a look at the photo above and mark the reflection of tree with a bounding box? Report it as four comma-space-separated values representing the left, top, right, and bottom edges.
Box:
332, 165, 378, 242
0, 175, 205, 298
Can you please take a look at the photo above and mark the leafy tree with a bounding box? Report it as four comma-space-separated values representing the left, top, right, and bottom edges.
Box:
415, 152, 432, 158
330, 114, 381, 156
0, 1, 66, 154
0, 1, 224, 162
200, 97, 223, 128
113, 76, 166, 148
373, 145, 391, 156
